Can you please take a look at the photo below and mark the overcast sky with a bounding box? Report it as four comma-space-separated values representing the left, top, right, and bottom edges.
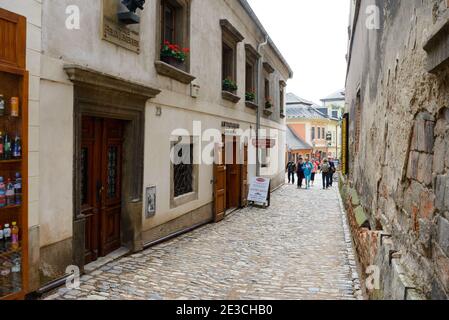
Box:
247, 0, 350, 104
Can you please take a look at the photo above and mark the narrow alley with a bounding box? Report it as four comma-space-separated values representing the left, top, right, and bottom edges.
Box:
44, 178, 362, 300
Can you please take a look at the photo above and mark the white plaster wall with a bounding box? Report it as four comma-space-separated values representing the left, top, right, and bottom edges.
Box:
38, 0, 291, 243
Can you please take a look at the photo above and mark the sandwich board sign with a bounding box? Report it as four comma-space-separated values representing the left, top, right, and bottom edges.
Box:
247, 177, 271, 207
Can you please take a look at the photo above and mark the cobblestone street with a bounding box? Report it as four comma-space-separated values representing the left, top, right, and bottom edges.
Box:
45, 176, 362, 300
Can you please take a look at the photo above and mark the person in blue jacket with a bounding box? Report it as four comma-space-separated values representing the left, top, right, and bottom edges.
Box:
302, 156, 313, 189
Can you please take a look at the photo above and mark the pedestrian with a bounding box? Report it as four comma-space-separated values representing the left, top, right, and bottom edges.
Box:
328, 159, 336, 187
311, 158, 318, 187
302, 156, 313, 189
286, 158, 296, 184
296, 157, 305, 189
321, 158, 331, 189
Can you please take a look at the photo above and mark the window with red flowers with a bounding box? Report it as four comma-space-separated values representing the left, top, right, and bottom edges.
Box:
157, 0, 191, 71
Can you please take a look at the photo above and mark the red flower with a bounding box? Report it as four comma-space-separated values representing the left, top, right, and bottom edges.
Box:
182, 48, 190, 53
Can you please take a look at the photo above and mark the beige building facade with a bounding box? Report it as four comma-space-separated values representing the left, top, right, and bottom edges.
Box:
0, 0, 292, 292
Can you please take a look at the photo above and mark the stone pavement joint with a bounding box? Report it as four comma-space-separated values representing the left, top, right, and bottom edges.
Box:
45, 176, 362, 300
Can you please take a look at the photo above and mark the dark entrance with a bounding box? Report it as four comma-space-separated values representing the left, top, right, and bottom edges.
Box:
81, 116, 124, 264
226, 137, 242, 210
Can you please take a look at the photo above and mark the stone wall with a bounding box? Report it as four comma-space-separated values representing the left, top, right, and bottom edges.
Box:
345, 0, 449, 300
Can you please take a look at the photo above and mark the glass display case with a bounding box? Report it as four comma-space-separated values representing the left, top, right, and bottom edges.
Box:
0, 8, 29, 300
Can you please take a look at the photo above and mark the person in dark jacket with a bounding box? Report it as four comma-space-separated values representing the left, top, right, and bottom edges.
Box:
328, 160, 336, 187
296, 157, 305, 189
286, 159, 296, 184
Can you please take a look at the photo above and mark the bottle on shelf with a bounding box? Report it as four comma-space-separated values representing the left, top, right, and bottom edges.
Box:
12, 135, 21, 159
11, 222, 19, 251
3, 224, 11, 246
0, 177, 6, 208
10, 97, 19, 117
0, 94, 5, 116
14, 173, 22, 205
0, 224, 4, 251
3, 133, 11, 160
0, 131, 4, 160
6, 179, 14, 207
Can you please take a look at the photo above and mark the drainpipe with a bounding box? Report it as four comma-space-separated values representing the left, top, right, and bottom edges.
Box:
256, 35, 269, 176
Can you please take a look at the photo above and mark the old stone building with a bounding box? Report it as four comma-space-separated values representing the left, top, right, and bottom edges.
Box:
0, 0, 292, 295
343, 0, 449, 299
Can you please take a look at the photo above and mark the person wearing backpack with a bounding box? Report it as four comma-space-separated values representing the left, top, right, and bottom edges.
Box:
302, 156, 313, 189
321, 158, 331, 189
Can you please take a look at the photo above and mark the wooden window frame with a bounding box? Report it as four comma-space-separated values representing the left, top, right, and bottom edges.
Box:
220, 19, 244, 96
245, 44, 260, 99
156, 0, 191, 72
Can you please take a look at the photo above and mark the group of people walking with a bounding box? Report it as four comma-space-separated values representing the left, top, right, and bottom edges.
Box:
286, 157, 336, 190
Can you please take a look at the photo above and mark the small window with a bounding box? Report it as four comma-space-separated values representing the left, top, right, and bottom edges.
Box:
322, 128, 325, 139
220, 19, 244, 94
162, 2, 176, 44
173, 142, 194, 197
279, 86, 285, 116
318, 127, 321, 139
265, 79, 270, 101
261, 147, 270, 168
245, 44, 259, 102
222, 43, 235, 82
332, 110, 339, 119
312, 127, 316, 140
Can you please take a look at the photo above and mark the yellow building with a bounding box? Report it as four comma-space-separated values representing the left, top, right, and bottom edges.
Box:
286, 93, 339, 161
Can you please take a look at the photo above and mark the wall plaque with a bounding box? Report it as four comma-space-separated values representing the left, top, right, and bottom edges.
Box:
102, 17, 140, 53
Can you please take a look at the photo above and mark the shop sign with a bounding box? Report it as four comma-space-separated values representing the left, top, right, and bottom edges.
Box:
247, 177, 271, 206
102, 17, 140, 53
252, 138, 276, 149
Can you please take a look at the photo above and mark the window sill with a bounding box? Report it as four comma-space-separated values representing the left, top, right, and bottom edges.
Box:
423, 11, 449, 73
155, 60, 196, 84
263, 109, 273, 116
245, 101, 258, 110
222, 91, 241, 103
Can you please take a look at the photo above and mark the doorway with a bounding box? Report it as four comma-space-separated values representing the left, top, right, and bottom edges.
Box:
81, 116, 124, 264
226, 137, 241, 210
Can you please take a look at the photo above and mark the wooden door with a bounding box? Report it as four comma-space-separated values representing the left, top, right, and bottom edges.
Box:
213, 142, 226, 222
240, 144, 248, 207
99, 119, 123, 256
81, 117, 123, 263
226, 138, 241, 209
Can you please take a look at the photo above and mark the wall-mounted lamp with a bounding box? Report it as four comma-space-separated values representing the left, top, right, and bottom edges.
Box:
156, 106, 162, 117
118, 0, 146, 25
